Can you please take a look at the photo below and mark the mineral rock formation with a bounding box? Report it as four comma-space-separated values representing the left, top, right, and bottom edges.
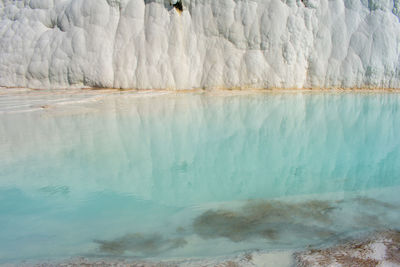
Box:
1, 0, 400, 89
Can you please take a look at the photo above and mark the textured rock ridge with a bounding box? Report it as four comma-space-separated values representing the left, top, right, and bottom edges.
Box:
1, 0, 400, 89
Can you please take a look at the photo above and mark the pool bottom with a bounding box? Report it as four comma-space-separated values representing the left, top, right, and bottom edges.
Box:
18, 250, 295, 267
88, 185, 400, 258
3, 185, 400, 266
1, 90, 400, 265
295, 230, 400, 267
15, 230, 400, 267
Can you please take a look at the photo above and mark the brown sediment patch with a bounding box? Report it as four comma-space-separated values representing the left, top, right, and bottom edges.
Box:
342, 196, 399, 229
353, 214, 383, 228
295, 230, 400, 267
352, 196, 398, 210
214, 261, 240, 267
92, 196, 397, 259
176, 226, 185, 233
94, 233, 187, 256
193, 199, 337, 242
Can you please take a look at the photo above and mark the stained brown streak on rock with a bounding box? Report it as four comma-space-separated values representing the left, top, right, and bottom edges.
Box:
193, 199, 337, 242
95, 233, 187, 256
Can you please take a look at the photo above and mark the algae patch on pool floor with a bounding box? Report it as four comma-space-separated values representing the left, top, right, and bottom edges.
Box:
193, 199, 336, 242
95, 233, 187, 256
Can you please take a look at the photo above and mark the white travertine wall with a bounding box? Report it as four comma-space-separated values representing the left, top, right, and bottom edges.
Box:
1, 0, 400, 89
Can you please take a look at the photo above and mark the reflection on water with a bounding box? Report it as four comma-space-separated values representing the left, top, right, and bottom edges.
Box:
1, 92, 400, 262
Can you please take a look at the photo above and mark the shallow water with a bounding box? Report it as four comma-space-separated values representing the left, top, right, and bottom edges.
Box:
0, 90, 400, 263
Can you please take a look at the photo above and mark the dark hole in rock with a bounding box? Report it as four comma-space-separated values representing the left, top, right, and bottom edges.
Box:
172, 0, 183, 12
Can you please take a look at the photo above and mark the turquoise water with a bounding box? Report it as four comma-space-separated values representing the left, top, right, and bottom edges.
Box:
0, 91, 400, 263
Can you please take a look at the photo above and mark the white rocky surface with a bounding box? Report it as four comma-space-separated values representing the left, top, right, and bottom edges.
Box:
296, 230, 400, 267
1, 0, 400, 89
